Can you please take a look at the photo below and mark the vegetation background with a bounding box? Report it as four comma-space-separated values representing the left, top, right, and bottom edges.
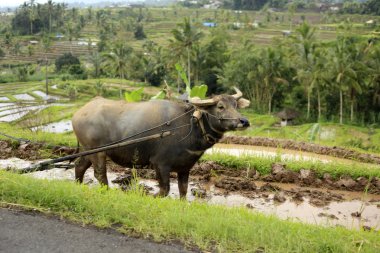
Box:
1, 1, 380, 252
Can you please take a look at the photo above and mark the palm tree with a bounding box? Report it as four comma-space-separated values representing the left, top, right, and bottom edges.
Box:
171, 18, 203, 87
41, 35, 52, 95
28, 0, 37, 35
64, 22, 75, 53
47, 0, 54, 34
309, 48, 329, 121
192, 44, 206, 86
292, 21, 317, 120
55, 3, 66, 29
88, 52, 102, 78
367, 44, 380, 111
347, 42, 367, 122
327, 37, 361, 124
257, 47, 289, 114
103, 41, 133, 97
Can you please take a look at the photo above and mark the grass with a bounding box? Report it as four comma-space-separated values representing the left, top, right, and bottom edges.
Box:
202, 152, 380, 180
0, 122, 77, 148
0, 171, 379, 253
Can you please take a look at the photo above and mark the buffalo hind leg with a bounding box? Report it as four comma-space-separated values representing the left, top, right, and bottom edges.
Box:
156, 166, 170, 197
91, 152, 108, 186
75, 156, 92, 183
178, 171, 189, 199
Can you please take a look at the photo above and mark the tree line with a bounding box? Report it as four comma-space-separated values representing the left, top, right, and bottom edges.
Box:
2, 2, 380, 125
220, 0, 380, 15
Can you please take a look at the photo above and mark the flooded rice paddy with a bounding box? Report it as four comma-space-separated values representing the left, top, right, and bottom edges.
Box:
0, 102, 72, 123
31, 120, 73, 133
1, 158, 379, 231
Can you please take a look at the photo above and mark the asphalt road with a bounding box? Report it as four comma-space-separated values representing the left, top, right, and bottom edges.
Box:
0, 208, 193, 253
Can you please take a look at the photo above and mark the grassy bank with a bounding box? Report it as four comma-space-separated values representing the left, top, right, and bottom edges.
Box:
239, 111, 380, 154
0, 123, 77, 148
202, 152, 380, 180
0, 171, 379, 253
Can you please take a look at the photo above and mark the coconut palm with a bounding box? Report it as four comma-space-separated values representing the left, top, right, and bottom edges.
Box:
170, 17, 203, 86
364, 43, 380, 116
347, 42, 368, 122
292, 21, 317, 120
88, 52, 102, 78
309, 47, 329, 121
327, 37, 361, 124
64, 22, 75, 53
41, 35, 52, 95
257, 47, 289, 114
28, 0, 37, 35
103, 41, 133, 97
47, 0, 54, 34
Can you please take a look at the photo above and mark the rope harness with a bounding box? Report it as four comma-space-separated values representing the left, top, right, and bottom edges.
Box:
190, 109, 221, 144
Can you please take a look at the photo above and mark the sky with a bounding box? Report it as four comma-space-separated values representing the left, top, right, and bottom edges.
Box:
1, 0, 58, 7
0, 0, 145, 8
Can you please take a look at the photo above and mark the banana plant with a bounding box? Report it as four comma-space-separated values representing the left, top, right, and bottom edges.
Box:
124, 87, 144, 102
175, 63, 207, 99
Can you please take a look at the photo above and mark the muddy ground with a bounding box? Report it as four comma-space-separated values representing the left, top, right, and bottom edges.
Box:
1, 140, 378, 194
1, 140, 379, 230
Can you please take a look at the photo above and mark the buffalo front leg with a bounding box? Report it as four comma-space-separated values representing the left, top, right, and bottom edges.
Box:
156, 166, 170, 197
177, 171, 189, 199
91, 152, 108, 186
75, 156, 92, 183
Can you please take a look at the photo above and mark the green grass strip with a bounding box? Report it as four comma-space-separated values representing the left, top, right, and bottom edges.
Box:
0, 171, 379, 252
0, 123, 77, 148
202, 153, 380, 179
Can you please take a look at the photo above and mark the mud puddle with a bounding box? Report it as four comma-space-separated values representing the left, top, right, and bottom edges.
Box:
31, 120, 73, 133
13, 94, 35, 101
32, 91, 61, 101
1, 158, 379, 231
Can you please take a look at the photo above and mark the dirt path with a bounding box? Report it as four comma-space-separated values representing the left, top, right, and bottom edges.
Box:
0, 208, 193, 253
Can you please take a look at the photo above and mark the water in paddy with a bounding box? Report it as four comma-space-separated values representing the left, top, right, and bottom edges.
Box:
31, 120, 73, 133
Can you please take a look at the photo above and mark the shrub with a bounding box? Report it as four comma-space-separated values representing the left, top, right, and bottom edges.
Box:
134, 23, 146, 40
55, 53, 80, 72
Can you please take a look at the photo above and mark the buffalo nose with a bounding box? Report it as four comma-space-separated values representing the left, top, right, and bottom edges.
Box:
240, 118, 250, 127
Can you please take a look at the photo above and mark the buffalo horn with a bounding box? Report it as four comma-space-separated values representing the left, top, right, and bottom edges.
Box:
189, 97, 217, 106
232, 87, 243, 100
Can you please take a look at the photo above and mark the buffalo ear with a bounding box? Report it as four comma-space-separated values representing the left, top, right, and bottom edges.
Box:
237, 98, 250, 109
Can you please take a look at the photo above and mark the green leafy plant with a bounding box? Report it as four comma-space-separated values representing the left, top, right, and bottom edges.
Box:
308, 123, 320, 142
65, 83, 77, 100
175, 63, 207, 98
190, 84, 208, 99
150, 90, 166, 100
175, 63, 190, 94
124, 87, 144, 102
94, 80, 106, 96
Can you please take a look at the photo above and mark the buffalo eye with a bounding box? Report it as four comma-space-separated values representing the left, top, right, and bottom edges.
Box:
217, 102, 225, 110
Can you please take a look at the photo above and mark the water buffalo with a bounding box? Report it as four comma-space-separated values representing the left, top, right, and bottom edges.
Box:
72, 88, 250, 198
